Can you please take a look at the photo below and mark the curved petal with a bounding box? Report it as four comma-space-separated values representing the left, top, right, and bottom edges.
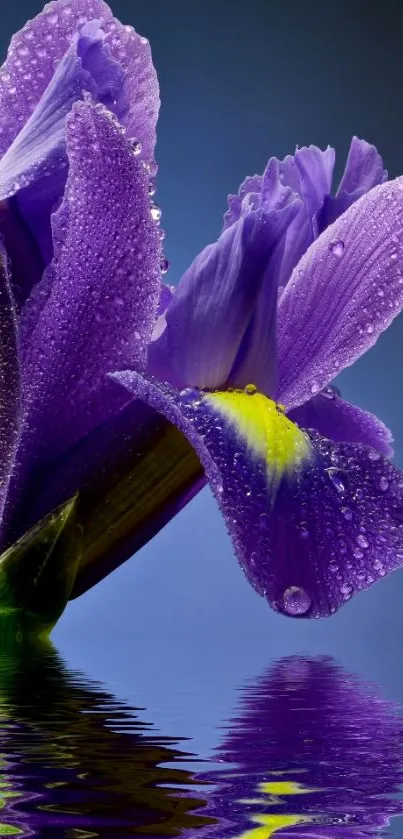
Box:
0, 0, 159, 161
0, 22, 125, 203
0, 245, 20, 532
149, 203, 299, 394
113, 371, 403, 619
19, 101, 161, 467
276, 176, 403, 410
0, 21, 127, 278
289, 388, 393, 457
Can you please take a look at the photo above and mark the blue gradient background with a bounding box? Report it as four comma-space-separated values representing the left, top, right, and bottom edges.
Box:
3, 2, 403, 685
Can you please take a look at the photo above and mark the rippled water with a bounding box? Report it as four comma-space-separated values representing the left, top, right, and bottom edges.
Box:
0, 644, 402, 837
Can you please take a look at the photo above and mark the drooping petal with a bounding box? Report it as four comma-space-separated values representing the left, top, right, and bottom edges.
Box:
113, 372, 403, 619
0, 246, 20, 532
289, 388, 393, 457
0, 0, 159, 161
19, 101, 161, 465
149, 203, 299, 394
317, 137, 388, 233
276, 176, 403, 410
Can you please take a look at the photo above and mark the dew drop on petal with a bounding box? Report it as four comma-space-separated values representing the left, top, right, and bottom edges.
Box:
244, 383, 257, 395
325, 467, 347, 494
379, 476, 389, 492
281, 586, 311, 616
150, 203, 162, 222
329, 240, 345, 258
160, 257, 169, 274
130, 138, 142, 155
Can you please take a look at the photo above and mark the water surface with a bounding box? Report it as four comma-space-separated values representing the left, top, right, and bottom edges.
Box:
0, 642, 402, 837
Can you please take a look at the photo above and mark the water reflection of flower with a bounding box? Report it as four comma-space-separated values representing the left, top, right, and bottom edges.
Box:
186, 657, 403, 839
0, 644, 212, 837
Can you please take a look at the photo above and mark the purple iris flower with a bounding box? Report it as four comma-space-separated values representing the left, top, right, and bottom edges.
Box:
0, 0, 164, 632
0, 0, 403, 632
117, 139, 403, 620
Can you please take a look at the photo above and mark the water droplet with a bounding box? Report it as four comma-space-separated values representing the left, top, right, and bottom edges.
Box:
148, 179, 156, 196
150, 202, 162, 222
299, 522, 309, 539
160, 257, 169, 274
366, 323, 374, 334
356, 534, 369, 549
259, 513, 269, 531
329, 240, 345, 258
180, 387, 198, 402
130, 138, 142, 155
249, 551, 258, 568
281, 586, 311, 616
326, 467, 347, 494
341, 506, 353, 521
322, 385, 339, 400
310, 382, 320, 394
368, 449, 381, 461
216, 482, 223, 494
379, 476, 389, 492
244, 383, 257, 395
340, 582, 352, 596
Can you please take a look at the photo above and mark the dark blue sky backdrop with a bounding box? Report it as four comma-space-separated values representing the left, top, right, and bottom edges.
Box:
2, 0, 403, 652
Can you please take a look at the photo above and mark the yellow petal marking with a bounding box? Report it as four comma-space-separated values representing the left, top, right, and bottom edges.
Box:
206, 388, 311, 477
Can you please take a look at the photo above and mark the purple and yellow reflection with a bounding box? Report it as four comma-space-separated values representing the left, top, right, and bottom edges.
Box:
185, 657, 403, 839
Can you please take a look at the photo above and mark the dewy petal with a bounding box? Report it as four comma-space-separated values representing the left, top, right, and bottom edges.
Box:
289, 389, 393, 457
149, 203, 299, 394
113, 372, 403, 619
19, 101, 161, 464
0, 22, 125, 203
0, 0, 159, 162
0, 22, 126, 281
317, 137, 388, 233
0, 245, 20, 531
276, 176, 403, 410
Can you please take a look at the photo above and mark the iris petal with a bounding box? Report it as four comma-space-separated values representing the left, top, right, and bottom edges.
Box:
113, 371, 403, 619
318, 137, 387, 232
277, 176, 403, 410
18, 101, 161, 469
0, 0, 159, 162
0, 245, 20, 533
289, 390, 393, 457
148, 206, 299, 394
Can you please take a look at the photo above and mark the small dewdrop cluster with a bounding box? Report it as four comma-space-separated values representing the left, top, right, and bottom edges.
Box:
128, 135, 169, 279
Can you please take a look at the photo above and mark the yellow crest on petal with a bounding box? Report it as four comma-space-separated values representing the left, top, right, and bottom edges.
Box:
206, 388, 311, 477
